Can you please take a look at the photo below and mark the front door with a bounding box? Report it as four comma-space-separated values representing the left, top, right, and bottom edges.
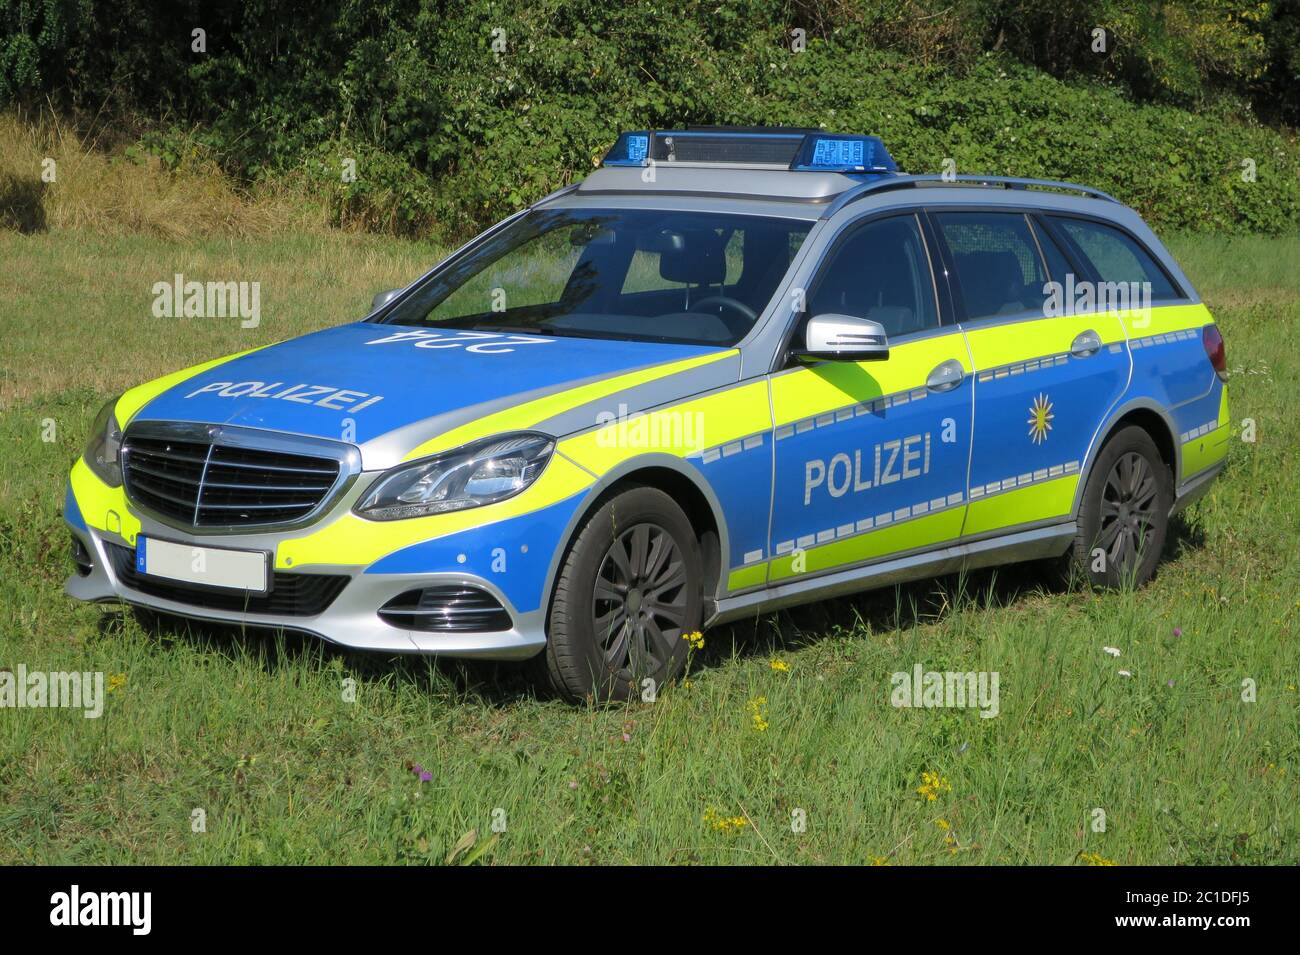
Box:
766, 213, 974, 585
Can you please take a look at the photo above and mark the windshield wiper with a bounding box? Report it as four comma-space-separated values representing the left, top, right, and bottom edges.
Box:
466, 323, 589, 339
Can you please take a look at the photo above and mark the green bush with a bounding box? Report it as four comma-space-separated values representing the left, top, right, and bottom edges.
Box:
1, 0, 1297, 238
303, 140, 438, 237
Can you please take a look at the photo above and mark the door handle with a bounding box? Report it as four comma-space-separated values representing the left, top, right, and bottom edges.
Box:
1070, 329, 1102, 358
926, 359, 965, 393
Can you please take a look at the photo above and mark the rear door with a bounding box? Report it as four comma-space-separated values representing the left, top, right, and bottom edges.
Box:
1045, 214, 1225, 482
765, 212, 973, 584
928, 209, 1131, 538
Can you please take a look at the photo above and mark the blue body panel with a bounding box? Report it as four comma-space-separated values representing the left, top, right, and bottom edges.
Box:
1129, 328, 1216, 409
1170, 380, 1224, 440
967, 341, 1131, 498
769, 347, 974, 560
63, 483, 86, 531
133, 322, 721, 444
690, 442, 773, 568
364, 492, 586, 614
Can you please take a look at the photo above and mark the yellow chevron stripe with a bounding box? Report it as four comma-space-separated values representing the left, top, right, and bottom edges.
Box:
1182, 422, 1230, 479
770, 332, 969, 426
962, 474, 1080, 537
559, 379, 770, 474
767, 509, 963, 582
728, 563, 767, 591
1113, 302, 1213, 339
402, 349, 736, 461
275, 453, 594, 569
962, 312, 1125, 370
68, 458, 142, 543
115, 346, 269, 425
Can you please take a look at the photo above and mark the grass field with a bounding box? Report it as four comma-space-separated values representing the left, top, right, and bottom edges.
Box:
0, 228, 1296, 865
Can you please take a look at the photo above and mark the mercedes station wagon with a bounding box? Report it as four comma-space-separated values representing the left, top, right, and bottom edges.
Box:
65, 128, 1230, 700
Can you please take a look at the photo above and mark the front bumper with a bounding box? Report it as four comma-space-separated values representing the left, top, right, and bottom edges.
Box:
65, 521, 548, 658
59, 450, 593, 659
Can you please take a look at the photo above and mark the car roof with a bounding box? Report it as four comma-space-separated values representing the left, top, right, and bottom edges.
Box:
541, 169, 1139, 228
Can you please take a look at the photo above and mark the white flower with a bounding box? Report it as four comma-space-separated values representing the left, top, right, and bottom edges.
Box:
1103, 646, 1121, 657
1118, 670, 1132, 678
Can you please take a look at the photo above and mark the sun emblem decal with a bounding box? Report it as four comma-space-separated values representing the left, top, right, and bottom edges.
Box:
1027, 393, 1054, 444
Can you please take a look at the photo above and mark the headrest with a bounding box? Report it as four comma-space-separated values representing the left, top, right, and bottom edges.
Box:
959, 250, 1028, 315
656, 228, 727, 285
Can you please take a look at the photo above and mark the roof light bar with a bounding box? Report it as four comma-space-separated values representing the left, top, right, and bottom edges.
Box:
602, 129, 896, 174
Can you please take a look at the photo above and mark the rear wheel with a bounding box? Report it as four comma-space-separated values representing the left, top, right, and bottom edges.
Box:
1066, 425, 1173, 588
536, 485, 703, 702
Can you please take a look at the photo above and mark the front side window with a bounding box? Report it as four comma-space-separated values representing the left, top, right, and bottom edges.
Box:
378, 209, 814, 346
933, 211, 1051, 322
806, 214, 938, 339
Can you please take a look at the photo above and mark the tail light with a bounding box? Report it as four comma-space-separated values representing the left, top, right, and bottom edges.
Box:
1202, 325, 1227, 382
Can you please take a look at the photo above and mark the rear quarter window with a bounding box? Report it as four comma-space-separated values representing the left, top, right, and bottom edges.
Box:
1049, 216, 1183, 299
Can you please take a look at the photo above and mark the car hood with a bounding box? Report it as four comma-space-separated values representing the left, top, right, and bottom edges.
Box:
131, 322, 727, 454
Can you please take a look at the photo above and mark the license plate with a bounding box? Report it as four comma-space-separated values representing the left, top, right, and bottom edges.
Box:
136, 536, 269, 594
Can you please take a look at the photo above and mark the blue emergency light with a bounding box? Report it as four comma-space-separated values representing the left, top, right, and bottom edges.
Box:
602, 128, 897, 174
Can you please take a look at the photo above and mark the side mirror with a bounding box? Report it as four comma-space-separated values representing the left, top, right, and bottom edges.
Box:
796, 313, 889, 362
371, 288, 402, 311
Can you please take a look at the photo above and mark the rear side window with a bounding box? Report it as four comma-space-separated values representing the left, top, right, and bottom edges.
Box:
1049, 217, 1182, 299
932, 212, 1050, 321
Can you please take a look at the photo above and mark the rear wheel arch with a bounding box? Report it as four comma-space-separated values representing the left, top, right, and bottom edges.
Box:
1076, 403, 1179, 517
1116, 408, 1177, 483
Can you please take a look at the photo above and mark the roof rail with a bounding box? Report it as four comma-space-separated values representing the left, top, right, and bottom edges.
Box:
824, 173, 1119, 217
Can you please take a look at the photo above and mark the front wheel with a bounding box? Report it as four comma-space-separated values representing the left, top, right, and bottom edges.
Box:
1066, 425, 1173, 589
536, 485, 704, 702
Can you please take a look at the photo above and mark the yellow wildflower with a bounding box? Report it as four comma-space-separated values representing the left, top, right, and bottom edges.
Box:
703, 807, 749, 833
916, 771, 952, 802
682, 631, 704, 650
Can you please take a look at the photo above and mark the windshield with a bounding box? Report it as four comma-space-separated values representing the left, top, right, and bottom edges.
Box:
377, 208, 813, 346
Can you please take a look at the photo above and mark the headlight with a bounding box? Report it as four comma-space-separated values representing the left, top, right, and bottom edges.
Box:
355, 433, 554, 521
83, 396, 124, 488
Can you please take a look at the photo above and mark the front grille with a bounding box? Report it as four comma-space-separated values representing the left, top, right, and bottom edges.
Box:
104, 542, 348, 616
379, 586, 512, 632
122, 435, 341, 528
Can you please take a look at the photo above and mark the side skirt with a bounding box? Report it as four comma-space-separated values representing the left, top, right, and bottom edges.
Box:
1170, 460, 1224, 517
708, 522, 1075, 625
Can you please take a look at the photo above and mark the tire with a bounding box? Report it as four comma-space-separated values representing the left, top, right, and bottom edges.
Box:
1065, 425, 1174, 589
535, 485, 704, 703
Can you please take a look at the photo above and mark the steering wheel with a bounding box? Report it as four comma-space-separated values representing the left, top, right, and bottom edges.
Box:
688, 295, 758, 337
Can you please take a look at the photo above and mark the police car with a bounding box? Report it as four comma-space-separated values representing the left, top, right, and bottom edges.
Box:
65, 128, 1229, 700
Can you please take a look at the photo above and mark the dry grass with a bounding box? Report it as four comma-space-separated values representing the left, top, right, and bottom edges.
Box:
0, 110, 327, 239
0, 230, 443, 410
